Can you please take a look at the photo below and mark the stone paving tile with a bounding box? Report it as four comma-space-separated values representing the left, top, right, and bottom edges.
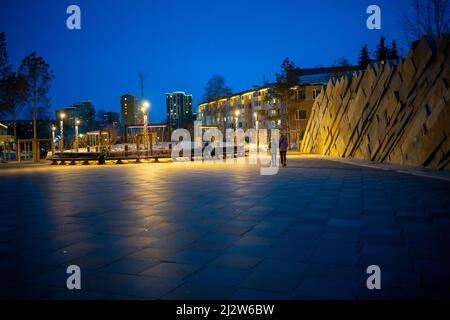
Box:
414, 260, 450, 289
1, 157, 450, 299
409, 243, 450, 261
238, 272, 302, 294
165, 250, 219, 266
209, 254, 262, 270
358, 286, 426, 300
303, 263, 363, 282
360, 269, 421, 289
222, 244, 272, 258
210, 222, 255, 236
83, 272, 182, 299
69, 254, 122, 271
186, 234, 239, 252
127, 247, 181, 261
140, 262, 200, 280
234, 235, 274, 247
318, 232, 361, 244
186, 266, 249, 286
0, 284, 66, 300
100, 258, 160, 275
230, 289, 292, 300
361, 228, 404, 245
266, 243, 314, 262
251, 259, 308, 276
293, 277, 362, 300
25, 266, 96, 288
163, 282, 237, 300
310, 245, 360, 266
44, 289, 139, 300
283, 225, 325, 240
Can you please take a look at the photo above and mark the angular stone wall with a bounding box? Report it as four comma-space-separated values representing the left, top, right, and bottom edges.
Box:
301, 36, 450, 170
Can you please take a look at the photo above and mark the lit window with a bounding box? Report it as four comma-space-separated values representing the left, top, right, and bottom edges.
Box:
296, 110, 307, 120
312, 89, 321, 100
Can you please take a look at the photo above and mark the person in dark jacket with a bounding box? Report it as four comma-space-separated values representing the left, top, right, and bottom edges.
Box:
279, 135, 288, 167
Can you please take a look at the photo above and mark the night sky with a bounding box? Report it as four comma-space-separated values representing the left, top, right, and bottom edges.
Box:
0, 0, 410, 122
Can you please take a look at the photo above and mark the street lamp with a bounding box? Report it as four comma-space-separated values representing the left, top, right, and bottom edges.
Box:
60, 113, 65, 151
254, 112, 259, 147
51, 125, 56, 155
235, 110, 240, 130
75, 119, 80, 152
141, 100, 150, 150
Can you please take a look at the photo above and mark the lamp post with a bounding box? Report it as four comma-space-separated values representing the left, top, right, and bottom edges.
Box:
60, 113, 65, 151
75, 119, 80, 152
51, 125, 56, 155
254, 112, 259, 148
141, 101, 150, 151
235, 110, 240, 130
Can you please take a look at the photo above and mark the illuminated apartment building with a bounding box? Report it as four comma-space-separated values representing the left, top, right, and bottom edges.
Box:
166, 92, 193, 132
198, 66, 362, 146
198, 83, 322, 146
120, 94, 138, 127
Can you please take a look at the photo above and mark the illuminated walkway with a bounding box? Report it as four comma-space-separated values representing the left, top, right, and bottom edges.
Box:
1, 157, 450, 299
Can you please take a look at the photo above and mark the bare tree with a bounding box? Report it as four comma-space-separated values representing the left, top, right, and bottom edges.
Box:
402, 0, 450, 43
18, 52, 54, 161
202, 75, 232, 102
269, 58, 299, 136
331, 57, 351, 79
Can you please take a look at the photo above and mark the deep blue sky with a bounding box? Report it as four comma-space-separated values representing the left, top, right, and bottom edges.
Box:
1, 0, 410, 122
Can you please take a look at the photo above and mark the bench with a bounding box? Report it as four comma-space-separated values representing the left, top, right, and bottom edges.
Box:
49, 155, 172, 165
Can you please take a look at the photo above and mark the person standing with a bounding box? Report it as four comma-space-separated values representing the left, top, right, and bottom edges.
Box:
269, 139, 278, 167
279, 135, 288, 167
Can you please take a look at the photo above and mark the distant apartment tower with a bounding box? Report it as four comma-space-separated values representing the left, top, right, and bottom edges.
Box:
55, 100, 95, 132
72, 100, 95, 130
103, 111, 120, 127
120, 94, 138, 127
166, 92, 193, 131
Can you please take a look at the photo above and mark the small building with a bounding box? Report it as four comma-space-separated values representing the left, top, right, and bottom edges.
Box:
0, 123, 14, 161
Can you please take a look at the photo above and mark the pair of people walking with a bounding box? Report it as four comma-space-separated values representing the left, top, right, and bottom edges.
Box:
270, 135, 288, 167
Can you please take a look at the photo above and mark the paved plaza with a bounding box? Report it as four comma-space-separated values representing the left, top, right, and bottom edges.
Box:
1, 156, 450, 299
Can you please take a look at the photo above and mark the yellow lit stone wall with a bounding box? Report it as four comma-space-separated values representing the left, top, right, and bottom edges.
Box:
301, 36, 450, 170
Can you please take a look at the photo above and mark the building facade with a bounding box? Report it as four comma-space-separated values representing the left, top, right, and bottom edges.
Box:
198, 84, 322, 146
166, 92, 193, 132
72, 101, 95, 131
120, 94, 138, 127
103, 111, 120, 127
3, 120, 54, 140
197, 67, 362, 147
0, 123, 13, 160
